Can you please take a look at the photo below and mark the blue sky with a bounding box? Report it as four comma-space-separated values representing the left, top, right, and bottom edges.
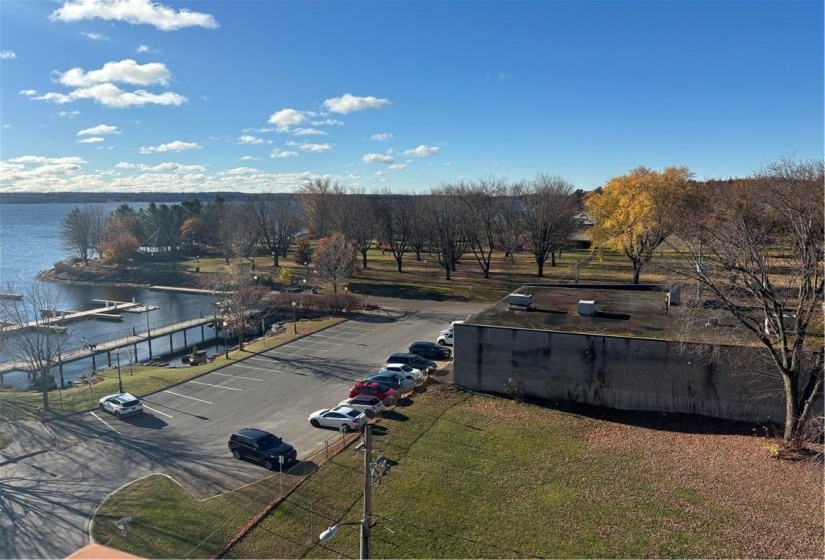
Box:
0, 0, 822, 194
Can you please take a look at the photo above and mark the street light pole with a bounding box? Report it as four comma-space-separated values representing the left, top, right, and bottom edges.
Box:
272, 252, 277, 271
196, 254, 200, 273
291, 301, 297, 334
115, 347, 123, 393
318, 425, 373, 559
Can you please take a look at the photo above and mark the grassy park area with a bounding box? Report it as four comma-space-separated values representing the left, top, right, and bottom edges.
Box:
93, 382, 823, 559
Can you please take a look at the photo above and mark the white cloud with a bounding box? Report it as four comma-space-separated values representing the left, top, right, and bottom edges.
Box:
113, 161, 205, 172
139, 140, 200, 154
135, 44, 159, 53
218, 167, 258, 176
371, 133, 393, 141
19, 90, 37, 96
50, 0, 218, 31
362, 153, 395, 164
57, 110, 81, 118
8, 156, 86, 165
77, 124, 120, 136
388, 163, 407, 171
0, 50, 17, 60
57, 59, 171, 87
238, 134, 264, 145
268, 108, 306, 128
311, 118, 344, 126
322, 93, 390, 114
35, 83, 186, 108
299, 143, 333, 153
291, 128, 326, 136
79, 31, 109, 41
402, 145, 440, 157
270, 149, 298, 158
241, 155, 258, 161
77, 137, 105, 143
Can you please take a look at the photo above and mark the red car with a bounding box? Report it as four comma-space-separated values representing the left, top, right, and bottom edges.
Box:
349, 381, 396, 401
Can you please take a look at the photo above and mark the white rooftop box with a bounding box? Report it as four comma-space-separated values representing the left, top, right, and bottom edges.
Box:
578, 300, 597, 316
507, 293, 532, 307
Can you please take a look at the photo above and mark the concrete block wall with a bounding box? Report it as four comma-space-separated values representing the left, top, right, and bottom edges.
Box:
453, 324, 787, 423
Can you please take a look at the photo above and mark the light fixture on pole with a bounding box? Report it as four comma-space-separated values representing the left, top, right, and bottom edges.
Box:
424, 259, 428, 277
272, 252, 277, 270
196, 254, 200, 273
344, 287, 349, 313
114, 347, 123, 393
291, 301, 297, 334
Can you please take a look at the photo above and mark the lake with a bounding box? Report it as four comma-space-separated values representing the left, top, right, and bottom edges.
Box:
0, 203, 222, 388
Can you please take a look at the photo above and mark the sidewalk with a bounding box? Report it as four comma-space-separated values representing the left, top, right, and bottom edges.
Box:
0, 419, 58, 466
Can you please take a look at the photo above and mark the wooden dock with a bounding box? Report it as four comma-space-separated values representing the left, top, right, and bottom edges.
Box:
2, 301, 141, 334
0, 315, 218, 376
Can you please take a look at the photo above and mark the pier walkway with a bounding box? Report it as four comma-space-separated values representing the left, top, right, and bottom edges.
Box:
0, 315, 218, 377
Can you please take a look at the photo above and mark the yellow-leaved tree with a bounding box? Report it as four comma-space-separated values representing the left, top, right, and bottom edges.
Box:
585, 166, 693, 284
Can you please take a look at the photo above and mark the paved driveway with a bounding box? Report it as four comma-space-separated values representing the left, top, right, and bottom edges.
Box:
0, 300, 485, 559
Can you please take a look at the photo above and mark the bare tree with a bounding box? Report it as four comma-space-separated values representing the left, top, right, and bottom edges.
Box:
315, 233, 358, 293
372, 189, 414, 272
425, 185, 471, 280
521, 174, 578, 277
248, 194, 303, 268
61, 207, 96, 263
298, 178, 345, 238
0, 283, 66, 410
456, 178, 508, 279
212, 265, 267, 352
662, 157, 824, 445
219, 205, 260, 268
339, 190, 376, 269
406, 195, 430, 262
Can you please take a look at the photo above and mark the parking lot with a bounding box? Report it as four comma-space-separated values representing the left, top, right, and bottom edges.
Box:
0, 300, 485, 559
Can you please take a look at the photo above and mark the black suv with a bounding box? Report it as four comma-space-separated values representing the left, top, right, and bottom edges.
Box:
409, 341, 452, 360
386, 352, 436, 373
228, 428, 297, 470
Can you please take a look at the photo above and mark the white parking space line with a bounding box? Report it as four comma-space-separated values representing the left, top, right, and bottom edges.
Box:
142, 405, 173, 418
164, 390, 213, 404
231, 363, 278, 373
190, 380, 243, 391
90, 411, 121, 434
296, 339, 341, 346
313, 335, 365, 343
211, 371, 262, 381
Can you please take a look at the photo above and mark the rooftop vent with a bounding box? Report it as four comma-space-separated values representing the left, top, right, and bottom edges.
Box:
577, 300, 597, 316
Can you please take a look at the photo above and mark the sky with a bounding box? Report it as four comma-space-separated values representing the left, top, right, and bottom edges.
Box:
0, 0, 822, 194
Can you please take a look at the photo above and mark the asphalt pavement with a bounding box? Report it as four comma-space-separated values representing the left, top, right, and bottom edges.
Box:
0, 298, 484, 559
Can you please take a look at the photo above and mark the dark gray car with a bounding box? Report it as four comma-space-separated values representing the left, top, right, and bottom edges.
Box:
386, 352, 436, 373
409, 341, 452, 360
228, 428, 297, 470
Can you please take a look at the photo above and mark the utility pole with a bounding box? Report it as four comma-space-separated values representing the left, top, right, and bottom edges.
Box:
361, 425, 372, 560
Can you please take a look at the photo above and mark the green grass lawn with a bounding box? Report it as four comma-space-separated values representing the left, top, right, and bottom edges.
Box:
92, 383, 770, 559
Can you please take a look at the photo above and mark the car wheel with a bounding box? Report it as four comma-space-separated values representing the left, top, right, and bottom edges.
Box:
310, 419, 320, 428
115, 411, 121, 420
232, 449, 241, 460
263, 459, 275, 470
437, 340, 446, 346
98, 403, 104, 410
342, 424, 352, 433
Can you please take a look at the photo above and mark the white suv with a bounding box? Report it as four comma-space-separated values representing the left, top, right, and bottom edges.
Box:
99, 393, 143, 419
437, 330, 454, 346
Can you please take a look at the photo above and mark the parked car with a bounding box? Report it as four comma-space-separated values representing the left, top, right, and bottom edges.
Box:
437, 330, 454, 346
228, 428, 297, 469
349, 381, 396, 401
380, 363, 424, 381
386, 353, 437, 373
338, 395, 387, 417
98, 393, 143, 419
308, 406, 367, 432
409, 341, 452, 360
365, 372, 416, 393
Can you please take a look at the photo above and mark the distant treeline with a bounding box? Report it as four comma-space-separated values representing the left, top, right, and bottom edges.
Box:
0, 192, 250, 204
